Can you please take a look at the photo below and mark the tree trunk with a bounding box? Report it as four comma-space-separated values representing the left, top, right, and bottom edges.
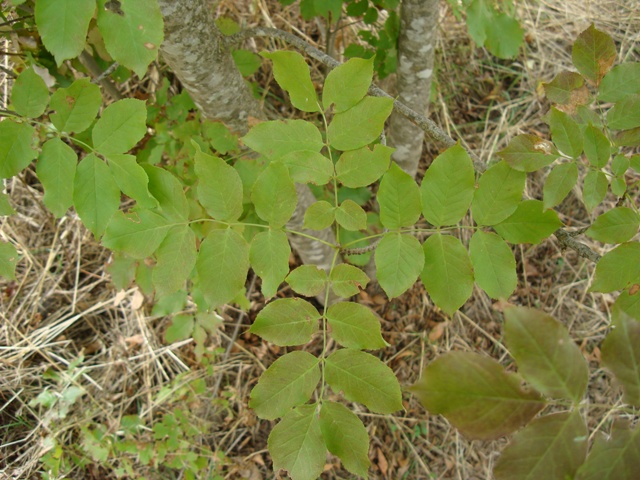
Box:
386, 0, 438, 178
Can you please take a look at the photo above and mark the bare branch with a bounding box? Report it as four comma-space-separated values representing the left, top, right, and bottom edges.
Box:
554, 229, 601, 263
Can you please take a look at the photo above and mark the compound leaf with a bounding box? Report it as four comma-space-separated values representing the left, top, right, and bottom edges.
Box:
320, 401, 370, 478
499, 134, 559, 172
36, 138, 77, 217
250, 351, 321, 420
504, 307, 589, 402
326, 301, 386, 350
251, 162, 297, 228
103, 209, 172, 259
586, 207, 640, 244
494, 411, 588, 480
0, 121, 36, 179
335, 144, 393, 188
543, 162, 579, 210
262, 51, 319, 112
11, 67, 49, 118
493, 200, 563, 244
330, 264, 369, 298
410, 351, 545, 440
286, 265, 327, 297
50, 78, 102, 134
421, 233, 474, 315
572, 24, 616, 85
420, 144, 475, 227
469, 230, 517, 299
152, 226, 197, 297
194, 146, 243, 221
250, 298, 321, 346
378, 163, 421, 229
376, 232, 424, 299
327, 96, 394, 151
242, 120, 323, 160
323, 56, 374, 112
472, 161, 526, 226
196, 228, 249, 308
92, 99, 148, 156
250, 229, 291, 299
325, 349, 402, 414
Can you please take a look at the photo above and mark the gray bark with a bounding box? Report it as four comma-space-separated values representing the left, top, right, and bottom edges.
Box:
386, 0, 438, 178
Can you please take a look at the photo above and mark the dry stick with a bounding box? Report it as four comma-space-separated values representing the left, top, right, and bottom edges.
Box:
226, 27, 601, 264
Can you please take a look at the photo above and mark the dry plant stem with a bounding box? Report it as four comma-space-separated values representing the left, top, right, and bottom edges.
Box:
554, 229, 601, 263
78, 51, 122, 101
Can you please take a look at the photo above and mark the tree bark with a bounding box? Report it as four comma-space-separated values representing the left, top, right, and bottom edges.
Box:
386, 0, 438, 178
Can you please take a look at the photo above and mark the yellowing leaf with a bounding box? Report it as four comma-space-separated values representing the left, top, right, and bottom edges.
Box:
571, 24, 616, 85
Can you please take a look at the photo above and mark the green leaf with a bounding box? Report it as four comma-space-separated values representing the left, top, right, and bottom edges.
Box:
103, 210, 172, 259
327, 96, 394, 151
152, 226, 197, 297
576, 422, 640, 480
375, 232, 424, 299
268, 405, 325, 480
165, 314, 195, 343
303, 201, 335, 230
250, 298, 321, 345
504, 307, 589, 402
613, 127, 640, 148
421, 233, 474, 315
601, 308, 640, 406
11, 68, 49, 118
262, 51, 319, 112
0, 192, 15, 216
632, 155, 640, 173
320, 401, 370, 478
280, 150, 333, 185
323, 56, 374, 112
617, 289, 640, 321
472, 161, 526, 226
543, 71, 587, 107
543, 162, 579, 210
0, 241, 19, 280
583, 124, 611, 168
202, 121, 238, 154
35, 0, 95, 64
469, 230, 517, 299
242, 120, 323, 161
194, 146, 243, 221
73, 154, 120, 237
378, 163, 421, 229
607, 95, 640, 130
231, 49, 261, 76
612, 154, 630, 176
251, 162, 297, 228
494, 200, 563, 244
484, 11, 524, 59
329, 264, 369, 298
494, 411, 588, 480
611, 176, 627, 197
196, 228, 249, 308
49, 78, 102, 134
92, 99, 148, 156
549, 108, 583, 158
420, 144, 475, 226
250, 229, 290, 299
326, 302, 386, 350
599, 62, 640, 103
250, 351, 321, 420
325, 349, 402, 414
590, 242, 640, 293
582, 170, 608, 212
335, 144, 392, 188
0, 121, 36, 179
572, 24, 616, 85
143, 165, 189, 222
286, 265, 328, 297
586, 207, 640, 243
107, 154, 157, 209
499, 134, 559, 172
410, 352, 545, 440
36, 138, 77, 217
335, 200, 367, 231
96, 0, 163, 77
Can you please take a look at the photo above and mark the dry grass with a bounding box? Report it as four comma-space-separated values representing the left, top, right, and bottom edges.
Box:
1, 0, 639, 479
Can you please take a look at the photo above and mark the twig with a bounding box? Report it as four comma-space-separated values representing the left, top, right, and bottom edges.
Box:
554, 229, 601, 263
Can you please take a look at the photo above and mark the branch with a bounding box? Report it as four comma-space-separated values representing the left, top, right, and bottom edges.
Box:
553, 229, 601, 263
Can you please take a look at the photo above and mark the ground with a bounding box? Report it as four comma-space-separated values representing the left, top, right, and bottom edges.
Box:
1, 0, 639, 479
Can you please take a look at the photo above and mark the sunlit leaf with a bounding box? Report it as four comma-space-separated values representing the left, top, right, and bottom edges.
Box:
335, 144, 393, 188
280, 150, 333, 185
251, 162, 297, 228
590, 242, 640, 293
421, 233, 474, 315
325, 349, 402, 414
326, 301, 387, 350
11, 67, 49, 118
327, 96, 394, 151
499, 134, 559, 172
472, 161, 526, 226
103, 210, 172, 259
36, 138, 77, 217
320, 402, 370, 477
469, 230, 516, 299
493, 200, 563, 244
335, 200, 367, 231
494, 411, 588, 480
586, 207, 640, 244
599, 62, 640, 103
242, 120, 323, 160
378, 163, 422, 229
286, 265, 328, 297
250, 298, 320, 346
323, 56, 374, 112
330, 264, 369, 298
49, 78, 102, 134
194, 145, 243, 221
376, 232, 424, 299
250, 229, 291, 299
231, 49, 261, 77
543, 162, 579, 210
250, 351, 321, 420
0, 121, 36, 179
262, 51, 319, 112
549, 108, 583, 158
504, 307, 589, 402
303, 201, 335, 230
420, 144, 475, 226
571, 24, 616, 85
410, 352, 545, 440
92, 99, 148, 156
152, 226, 197, 297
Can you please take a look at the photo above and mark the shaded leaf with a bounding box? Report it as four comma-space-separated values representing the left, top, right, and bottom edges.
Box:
37, 138, 77, 217
330, 264, 369, 298
152, 226, 197, 297
303, 201, 335, 230
0, 241, 19, 280
616, 289, 640, 321
335, 200, 367, 231
420, 144, 475, 226
250, 351, 320, 420
262, 51, 319, 112
280, 150, 333, 185
613, 127, 640, 148
242, 120, 323, 160
335, 144, 393, 188
250, 229, 291, 299
320, 402, 370, 478
421, 233, 474, 315
49, 78, 102, 134
599, 62, 640, 103
469, 230, 517, 299
583, 124, 611, 168
607, 95, 640, 130
165, 314, 194, 343
326, 301, 387, 350
582, 170, 608, 212
375, 232, 424, 299
0, 192, 15, 216
286, 265, 328, 297
251, 162, 297, 228
107, 154, 157, 209
250, 298, 320, 346
327, 96, 394, 151
586, 207, 640, 243
143, 165, 189, 222
549, 108, 583, 158
325, 349, 402, 414
571, 24, 616, 85
543, 162, 579, 210
410, 352, 545, 440
590, 242, 640, 293
493, 200, 563, 244
323, 56, 374, 112
0, 121, 36, 179
11, 68, 49, 118
92, 99, 148, 156
196, 228, 249, 308
472, 161, 526, 226
103, 210, 172, 259
499, 134, 559, 172
194, 145, 243, 221
378, 163, 422, 229
612, 154, 630, 176
504, 307, 589, 402
494, 411, 588, 480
